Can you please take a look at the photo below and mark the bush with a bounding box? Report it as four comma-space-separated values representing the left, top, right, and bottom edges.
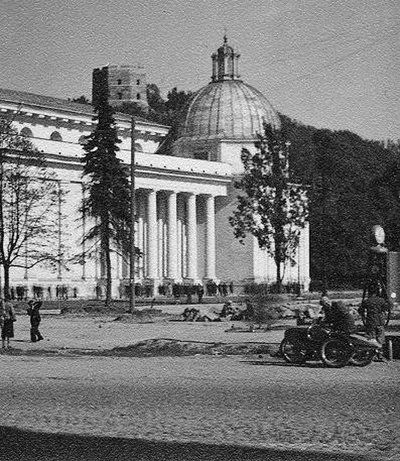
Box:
243, 282, 301, 295
245, 286, 289, 327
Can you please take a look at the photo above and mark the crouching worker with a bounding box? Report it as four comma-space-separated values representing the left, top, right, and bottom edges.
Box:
27, 300, 44, 342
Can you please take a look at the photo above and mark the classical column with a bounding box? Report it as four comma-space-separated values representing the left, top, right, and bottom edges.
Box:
187, 193, 198, 280
167, 191, 178, 279
138, 191, 146, 279
147, 189, 158, 279
205, 194, 216, 280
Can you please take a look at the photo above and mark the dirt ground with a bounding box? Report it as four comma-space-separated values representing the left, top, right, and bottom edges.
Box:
6, 304, 288, 354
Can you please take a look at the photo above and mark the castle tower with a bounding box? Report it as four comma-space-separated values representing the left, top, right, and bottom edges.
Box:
92, 65, 148, 109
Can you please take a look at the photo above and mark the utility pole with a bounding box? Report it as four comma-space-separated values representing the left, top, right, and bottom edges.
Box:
129, 117, 136, 313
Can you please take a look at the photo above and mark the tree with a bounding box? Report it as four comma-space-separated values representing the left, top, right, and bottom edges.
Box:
81, 85, 131, 306
369, 148, 400, 251
229, 124, 308, 292
280, 114, 399, 289
0, 117, 61, 299
71, 95, 90, 104
156, 87, 193, 155
165, 87, 192, 114
308, 129, 395, 289
146, 83, 166, 116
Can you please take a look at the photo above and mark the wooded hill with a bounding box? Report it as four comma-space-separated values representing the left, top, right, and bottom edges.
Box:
281, 114, 400, 289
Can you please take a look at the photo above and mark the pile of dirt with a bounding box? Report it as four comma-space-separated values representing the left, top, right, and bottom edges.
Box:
105, 338, 278, 357
60, 303, 176, 320
1, 338, 279, 358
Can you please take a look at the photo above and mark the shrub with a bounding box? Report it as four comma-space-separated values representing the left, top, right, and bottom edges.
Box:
245, 286, 289, 328
243, 282, 301, 295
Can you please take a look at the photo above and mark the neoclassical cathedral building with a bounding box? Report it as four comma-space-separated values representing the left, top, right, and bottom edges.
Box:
0, 38, 310, 299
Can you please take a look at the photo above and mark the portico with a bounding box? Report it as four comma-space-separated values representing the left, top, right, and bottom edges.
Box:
133, 183, 226, 285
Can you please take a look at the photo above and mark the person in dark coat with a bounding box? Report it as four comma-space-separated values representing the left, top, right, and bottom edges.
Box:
27, 300, 44, 342
197, 284, 204, 303
329, 301, 356, 335
1, 300, 16, 349
358, 291, 389, 360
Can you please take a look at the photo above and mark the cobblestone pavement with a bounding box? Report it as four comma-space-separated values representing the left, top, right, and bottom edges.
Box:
1, 351, 399, 460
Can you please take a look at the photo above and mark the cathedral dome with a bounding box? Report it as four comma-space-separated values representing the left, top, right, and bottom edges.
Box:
177, 36, 280, 142
178, 79, 281, 140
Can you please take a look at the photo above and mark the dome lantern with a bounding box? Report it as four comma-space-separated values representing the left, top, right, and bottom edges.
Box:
211, 35, 241, 82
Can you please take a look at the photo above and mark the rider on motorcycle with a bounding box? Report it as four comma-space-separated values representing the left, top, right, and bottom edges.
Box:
320, 297, 356, 335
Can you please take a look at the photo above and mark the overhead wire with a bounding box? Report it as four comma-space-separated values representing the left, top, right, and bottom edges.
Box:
266, 24, 400, 88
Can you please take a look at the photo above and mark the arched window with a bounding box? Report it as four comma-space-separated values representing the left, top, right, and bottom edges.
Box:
20, 127, 33, 137
50, 131, 62, 142
136, 93, 141, 100
78, 135, 88, 145
134, 143, 143, 152
118, 92, 123, 100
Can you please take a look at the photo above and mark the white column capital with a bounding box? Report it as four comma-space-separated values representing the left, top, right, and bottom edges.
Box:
145, 187, 160, 194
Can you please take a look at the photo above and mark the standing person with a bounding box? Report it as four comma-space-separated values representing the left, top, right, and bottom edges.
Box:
27, 300, 44, 343
1, 299, 16, 349
197, 284, 204, 303
358, 288, 389, 361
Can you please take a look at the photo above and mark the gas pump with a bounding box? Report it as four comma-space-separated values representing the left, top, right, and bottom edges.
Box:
361, 225, 392, 326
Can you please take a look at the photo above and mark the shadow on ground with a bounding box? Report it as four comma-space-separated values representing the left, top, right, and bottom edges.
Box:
243, 359, 324, 368
1, 426, 378, 461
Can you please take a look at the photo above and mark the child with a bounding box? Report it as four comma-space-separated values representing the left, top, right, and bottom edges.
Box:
1, 300, 16, 349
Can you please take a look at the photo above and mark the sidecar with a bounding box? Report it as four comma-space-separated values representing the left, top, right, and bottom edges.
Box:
280, 324, 331, 364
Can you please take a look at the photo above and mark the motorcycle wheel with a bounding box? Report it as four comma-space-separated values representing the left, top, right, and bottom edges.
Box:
320, 339, 352, 368
349, 348, 375, 367
280, 338, 307, 364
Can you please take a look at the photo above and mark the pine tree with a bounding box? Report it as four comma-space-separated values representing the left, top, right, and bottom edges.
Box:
229, 123, 308, 292
81, 87, 131, 306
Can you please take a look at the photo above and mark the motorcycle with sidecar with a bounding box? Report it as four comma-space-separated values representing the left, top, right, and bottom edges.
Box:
280, 323, 380, 368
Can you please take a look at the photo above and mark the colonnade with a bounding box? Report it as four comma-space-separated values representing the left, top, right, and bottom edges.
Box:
134, 189, 217, 283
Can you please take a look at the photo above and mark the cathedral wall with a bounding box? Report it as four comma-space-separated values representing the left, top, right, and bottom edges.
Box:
0, 88, 313, 298
215, 190, 254, 285
13, 117, 163, 163
219, 140, 257, 174
118, 135, 160, 157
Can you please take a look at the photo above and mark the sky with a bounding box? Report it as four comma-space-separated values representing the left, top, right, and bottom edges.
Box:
0, 0, 399, 141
